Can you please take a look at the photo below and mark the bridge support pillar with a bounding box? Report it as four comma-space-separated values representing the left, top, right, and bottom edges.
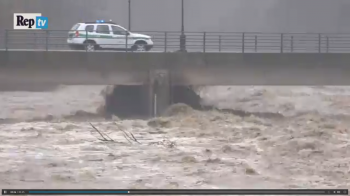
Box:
148, 69, 171, 117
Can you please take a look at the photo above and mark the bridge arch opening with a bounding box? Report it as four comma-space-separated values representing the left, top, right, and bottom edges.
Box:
101, 85, 202, 119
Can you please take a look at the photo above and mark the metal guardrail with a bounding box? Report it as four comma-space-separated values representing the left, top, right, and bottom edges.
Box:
1, 30, 350, 53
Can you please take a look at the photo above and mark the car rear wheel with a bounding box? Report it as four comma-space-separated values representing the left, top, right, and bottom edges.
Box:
84, 41, 96, 52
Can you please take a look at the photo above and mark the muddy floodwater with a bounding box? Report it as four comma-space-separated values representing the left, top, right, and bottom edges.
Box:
0, 86, 349, 190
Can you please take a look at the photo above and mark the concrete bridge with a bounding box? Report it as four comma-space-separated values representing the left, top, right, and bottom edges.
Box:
1, 50, 350, 117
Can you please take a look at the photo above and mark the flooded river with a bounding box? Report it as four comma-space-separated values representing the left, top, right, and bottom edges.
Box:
0, 86, 349, 190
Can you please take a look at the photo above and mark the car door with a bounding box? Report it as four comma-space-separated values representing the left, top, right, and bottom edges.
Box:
84, 24, 96, 39
95, 24, 113, 48
111, 25, 130, 49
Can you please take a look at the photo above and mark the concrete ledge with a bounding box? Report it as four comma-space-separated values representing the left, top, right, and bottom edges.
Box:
1, 51, 350, 85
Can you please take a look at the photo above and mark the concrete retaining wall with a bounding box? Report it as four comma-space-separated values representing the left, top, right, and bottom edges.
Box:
1, 51, 350, 85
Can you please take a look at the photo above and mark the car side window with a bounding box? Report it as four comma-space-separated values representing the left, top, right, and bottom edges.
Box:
112, 26, 128, 35
85, 25, 95, 32
96, 25, 110, 34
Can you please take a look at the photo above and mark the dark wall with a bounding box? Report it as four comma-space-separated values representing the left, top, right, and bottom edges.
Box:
1, 0, 350, 33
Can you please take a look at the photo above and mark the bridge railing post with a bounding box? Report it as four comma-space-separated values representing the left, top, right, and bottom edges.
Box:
242, 33, 245, 53
280, 33, 284, 53
218, 35, 221, 52
318, 33, 321, 53
164, 32, 167, 52
291, 35, 294, 53
203, 32, 206, 53
125, 31, 128, 53
5, 29, 8, 51
326, 36, 329, 53
254, 35, 257, 52
85, 30, 88, 52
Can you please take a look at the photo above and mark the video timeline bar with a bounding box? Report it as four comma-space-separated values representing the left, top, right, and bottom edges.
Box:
2, 189, 349, 195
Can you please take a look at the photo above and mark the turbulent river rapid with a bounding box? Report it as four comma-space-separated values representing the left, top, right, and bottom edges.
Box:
0, 85, 349, 191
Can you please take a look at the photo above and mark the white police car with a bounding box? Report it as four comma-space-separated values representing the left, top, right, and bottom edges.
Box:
67, 20, 154, 51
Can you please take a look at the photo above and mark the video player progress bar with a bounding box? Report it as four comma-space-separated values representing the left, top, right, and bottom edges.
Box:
2, 189, 348, 195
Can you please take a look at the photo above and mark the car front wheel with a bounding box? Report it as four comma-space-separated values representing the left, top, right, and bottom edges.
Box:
132, 42, 147, 52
